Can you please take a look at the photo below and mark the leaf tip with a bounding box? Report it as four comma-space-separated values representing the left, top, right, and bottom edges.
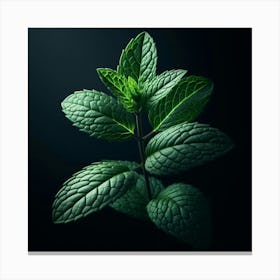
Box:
52, 212, 61, 224
61, 95, 71, 111
96, 67, 104, 74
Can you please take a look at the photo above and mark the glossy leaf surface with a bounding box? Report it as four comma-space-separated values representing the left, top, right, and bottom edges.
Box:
53, 161, 138, 223
147, 183, 211, 249
117, 32, 157, 89
97, 68, 140, 112
144, 69, 187, 107
62, 89, 135, 141
145, 122, 233, 175
110, 175, 164, 220
148, 76, 213, 131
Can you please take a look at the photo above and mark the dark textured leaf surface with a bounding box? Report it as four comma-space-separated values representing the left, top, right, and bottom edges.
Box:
117, 32, 157, 89
144, 69, 187, 107
53, 161, 139, 223
110, 176, 164, 220
61, 89, 135, 141
145, 122, 233, 175
148, 76, 213, 131
147, 183, 211, 249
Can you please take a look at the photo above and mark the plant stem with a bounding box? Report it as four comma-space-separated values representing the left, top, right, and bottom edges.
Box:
143, 130, 156, 142
135, 112, 152, 200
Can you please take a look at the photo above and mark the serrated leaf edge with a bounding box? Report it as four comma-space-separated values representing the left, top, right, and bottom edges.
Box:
151, 78, 213, 131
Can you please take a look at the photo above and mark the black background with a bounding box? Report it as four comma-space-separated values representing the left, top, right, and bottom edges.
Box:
28, 28, 251, 251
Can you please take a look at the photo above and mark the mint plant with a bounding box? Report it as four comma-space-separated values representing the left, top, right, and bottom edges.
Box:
52, 32, 233, 249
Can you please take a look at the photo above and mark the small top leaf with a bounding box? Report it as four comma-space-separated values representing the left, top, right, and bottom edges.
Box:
143, 69, 187, 107
61, 89, 135, 141
148, 75, 213, 131
52, 160, 139, 223
117, 32, 157, 89
97, 68, 128, 99
147, 183, 212, 249
110, 175, 164, 220
145, 122, 233, 176
97, 68, 140, 112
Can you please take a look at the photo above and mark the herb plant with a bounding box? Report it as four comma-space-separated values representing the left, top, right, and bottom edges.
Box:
52, 32, 233, 249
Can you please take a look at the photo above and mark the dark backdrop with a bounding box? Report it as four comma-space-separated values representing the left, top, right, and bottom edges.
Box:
28, 28, 251, 251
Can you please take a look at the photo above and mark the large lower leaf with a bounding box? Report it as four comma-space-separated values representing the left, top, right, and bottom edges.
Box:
147, 183, 211, 249
61, 89, 135, 141
144, 69, 187, 107
148, 76, 213, 131
145, 122, 233, 176
110, 176, 164, 220
117, 32, 157, 89
52, 161, 139, 223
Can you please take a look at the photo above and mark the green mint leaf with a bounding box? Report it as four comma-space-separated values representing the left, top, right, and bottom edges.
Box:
97, 68, 128, 98
126, 76, 140, 101
110, 176, 164, 220
143, 69, 187, 107
147, 183, 211, 249
148, 76, 213, 131
97, 68, 140, 112
61, 89, 135, 141
145, 122, 233, 176
52, 161, 139, 223
117, 32, 157, 89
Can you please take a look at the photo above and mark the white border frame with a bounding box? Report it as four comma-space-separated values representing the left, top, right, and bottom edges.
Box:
1, 0, 279, 279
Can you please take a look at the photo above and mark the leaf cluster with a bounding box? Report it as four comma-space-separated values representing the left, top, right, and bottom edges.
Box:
52, 32, 233, 249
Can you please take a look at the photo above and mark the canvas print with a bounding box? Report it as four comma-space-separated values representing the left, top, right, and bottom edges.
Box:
28, 28, 251, 251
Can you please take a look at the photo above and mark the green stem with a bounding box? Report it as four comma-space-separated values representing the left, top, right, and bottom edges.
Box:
135, 112, 152, 200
